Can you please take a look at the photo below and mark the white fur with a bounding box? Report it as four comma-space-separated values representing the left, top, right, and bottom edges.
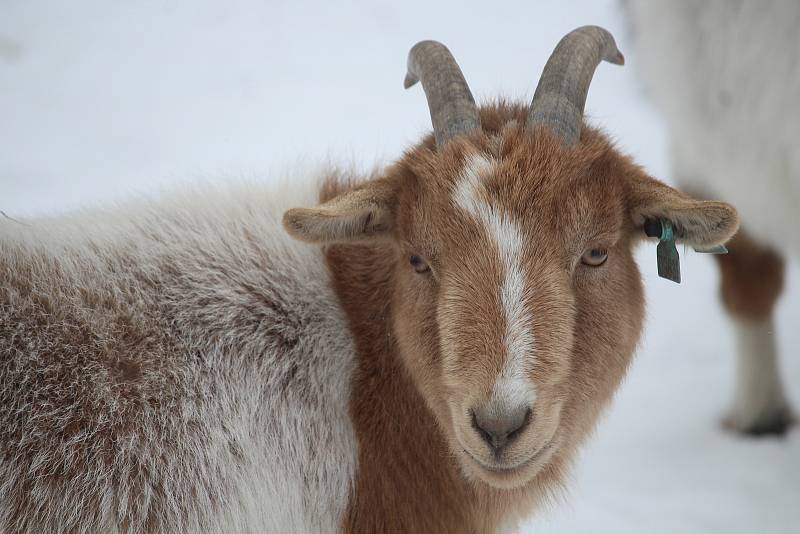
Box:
626, 0, 800, 256
454, 154, 536, 409
0, 172, 357, 532
728, 318, 791, 429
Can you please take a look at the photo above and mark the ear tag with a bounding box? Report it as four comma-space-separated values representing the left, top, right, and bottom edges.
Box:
644, 218, 681, 283
694, 244, 728, 254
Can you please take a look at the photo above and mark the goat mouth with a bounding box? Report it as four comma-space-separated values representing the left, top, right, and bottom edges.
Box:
463, 436, 556, 476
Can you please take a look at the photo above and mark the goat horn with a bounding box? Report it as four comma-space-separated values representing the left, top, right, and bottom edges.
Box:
526, 26, 624, 144
404, 41, 481, 146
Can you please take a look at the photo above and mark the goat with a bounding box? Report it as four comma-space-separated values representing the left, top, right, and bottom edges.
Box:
626, 0, 797, 435
0, 26, 738, 533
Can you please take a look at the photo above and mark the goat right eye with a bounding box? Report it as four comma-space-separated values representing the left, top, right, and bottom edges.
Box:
581, 248, 608, 267
410, 255, 431, 274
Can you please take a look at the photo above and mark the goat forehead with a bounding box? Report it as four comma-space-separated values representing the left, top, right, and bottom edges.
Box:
450, 153, 536, 401
452, 154, 525, 253
444, 155, 556, 234
443, 152, 625, 251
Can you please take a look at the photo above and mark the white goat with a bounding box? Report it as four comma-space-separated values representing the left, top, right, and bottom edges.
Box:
626, 0, 798, 435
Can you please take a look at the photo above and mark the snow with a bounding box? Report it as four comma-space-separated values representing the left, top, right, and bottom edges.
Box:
1, 1, 797, 532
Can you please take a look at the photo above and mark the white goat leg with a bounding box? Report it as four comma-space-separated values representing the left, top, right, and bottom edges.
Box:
725, 318, 794, 435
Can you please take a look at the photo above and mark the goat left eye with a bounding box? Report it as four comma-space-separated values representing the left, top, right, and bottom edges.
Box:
581, 248, 608, 267
410, 255, 431, 274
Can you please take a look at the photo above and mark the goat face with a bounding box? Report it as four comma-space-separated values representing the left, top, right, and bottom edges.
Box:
283, 27, 738, 490
392, 128, 647, 490
283, 110, 737, 489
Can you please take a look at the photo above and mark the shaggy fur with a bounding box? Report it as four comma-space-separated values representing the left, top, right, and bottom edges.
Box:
626, 0, 797, 434
0, 183, 358, 532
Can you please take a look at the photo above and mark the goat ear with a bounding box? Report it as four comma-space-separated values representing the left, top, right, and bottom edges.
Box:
283, 180, 395, 244
628, 174, 739, 248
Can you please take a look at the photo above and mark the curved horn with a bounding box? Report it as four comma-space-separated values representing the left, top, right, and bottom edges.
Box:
404, 41, 481, 146
526, 26, 624, 144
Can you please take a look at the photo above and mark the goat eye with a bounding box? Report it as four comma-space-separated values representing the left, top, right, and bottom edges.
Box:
581, 248, 608, 267
409, 255, 430, 274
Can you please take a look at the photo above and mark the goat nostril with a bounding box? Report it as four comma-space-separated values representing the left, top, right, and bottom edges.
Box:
470, 409, 494, 445
470, 406, 533, 452
507, 407, 532, 440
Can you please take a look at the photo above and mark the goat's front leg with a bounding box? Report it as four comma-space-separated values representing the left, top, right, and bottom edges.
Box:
716, 228, 794, 436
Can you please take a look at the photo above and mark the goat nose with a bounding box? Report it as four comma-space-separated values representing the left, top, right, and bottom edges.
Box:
471, 405, 532, 452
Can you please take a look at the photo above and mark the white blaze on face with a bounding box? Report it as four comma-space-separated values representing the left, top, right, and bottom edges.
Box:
453, 153, 536, 409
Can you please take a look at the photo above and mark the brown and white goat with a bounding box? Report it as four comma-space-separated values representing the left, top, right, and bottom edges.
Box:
0, 27, 737, 533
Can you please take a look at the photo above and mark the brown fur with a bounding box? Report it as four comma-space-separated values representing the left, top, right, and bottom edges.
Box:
716, 228, 785, 321
283, 103, 739, 532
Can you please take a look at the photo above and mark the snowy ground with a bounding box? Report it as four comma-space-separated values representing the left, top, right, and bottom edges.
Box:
1, 1, 797, 532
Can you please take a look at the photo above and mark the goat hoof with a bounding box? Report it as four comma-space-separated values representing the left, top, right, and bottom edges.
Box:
721, 406, 795, 437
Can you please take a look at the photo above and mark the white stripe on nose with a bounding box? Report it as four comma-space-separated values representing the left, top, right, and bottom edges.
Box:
453, 153, 536, 407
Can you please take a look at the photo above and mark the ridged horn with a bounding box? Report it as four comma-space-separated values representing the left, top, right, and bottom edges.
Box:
404, 40, 481, 146
527, 26, 624, 144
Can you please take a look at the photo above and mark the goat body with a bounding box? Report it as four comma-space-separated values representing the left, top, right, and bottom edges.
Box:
627, 0, 800, 254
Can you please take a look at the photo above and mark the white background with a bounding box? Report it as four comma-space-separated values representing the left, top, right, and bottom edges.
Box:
1, 1, 798, 532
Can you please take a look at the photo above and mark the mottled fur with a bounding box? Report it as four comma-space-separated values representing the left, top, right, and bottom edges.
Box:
0, 183, 358, 532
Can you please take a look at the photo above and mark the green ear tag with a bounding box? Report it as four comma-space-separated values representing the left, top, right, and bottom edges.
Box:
656, 220, 681, 283
644, 218, 681, 283
694, 244, 728, 254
